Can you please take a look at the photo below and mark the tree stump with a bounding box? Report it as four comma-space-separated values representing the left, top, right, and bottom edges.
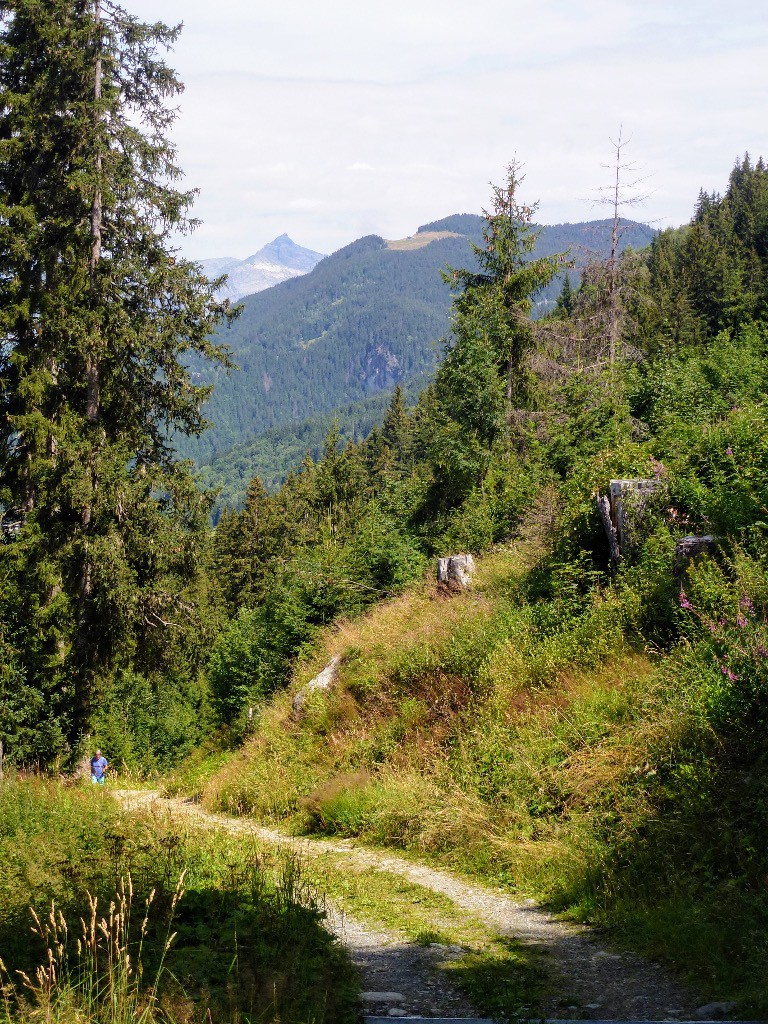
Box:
675, 534, 718, 570
597, 479, 664, 567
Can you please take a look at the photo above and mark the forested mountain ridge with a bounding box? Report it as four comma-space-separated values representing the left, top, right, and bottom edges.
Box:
181, 216, 655, 466
199, 379, 429, 519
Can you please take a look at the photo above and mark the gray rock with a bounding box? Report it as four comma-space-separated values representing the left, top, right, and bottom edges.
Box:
360, 992, 406, 1002
694, 1001, 737, 1020
437, 554, 475, 587
292, 655, 342, 716
387, 1010, 408, 1017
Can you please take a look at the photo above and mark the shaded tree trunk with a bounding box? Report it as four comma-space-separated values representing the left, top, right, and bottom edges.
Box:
74, 0, 104, 731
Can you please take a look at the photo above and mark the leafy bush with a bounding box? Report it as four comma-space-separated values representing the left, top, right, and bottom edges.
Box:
207, 608, 290, 725
91, 669, 210, 774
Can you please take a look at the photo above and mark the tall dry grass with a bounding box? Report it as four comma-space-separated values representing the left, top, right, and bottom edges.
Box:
0, 873, 184, 1024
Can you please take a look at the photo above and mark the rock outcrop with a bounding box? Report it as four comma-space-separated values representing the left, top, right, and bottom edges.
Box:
292, 655, 342, 717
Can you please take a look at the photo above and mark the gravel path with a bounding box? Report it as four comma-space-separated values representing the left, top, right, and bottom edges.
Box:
325, 907, 482, 1018
115, 790, 699, 1020
115, 790, 481, 1018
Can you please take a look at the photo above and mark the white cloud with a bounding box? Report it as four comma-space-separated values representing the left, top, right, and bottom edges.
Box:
123, 0, 768, 258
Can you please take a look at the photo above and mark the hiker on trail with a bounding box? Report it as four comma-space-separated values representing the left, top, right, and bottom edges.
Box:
90, 749, 108, 785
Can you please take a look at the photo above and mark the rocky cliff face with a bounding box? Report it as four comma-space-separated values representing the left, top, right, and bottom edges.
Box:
201, 234, 325, 302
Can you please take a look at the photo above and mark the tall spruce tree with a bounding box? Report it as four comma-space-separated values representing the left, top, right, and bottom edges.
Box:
0, 0, 233, 762
431, 164, 565, 497
443, 163, 565, 438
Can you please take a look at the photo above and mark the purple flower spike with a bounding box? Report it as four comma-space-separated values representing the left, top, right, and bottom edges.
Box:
725, 446, 734, 457
679, 589, 693, 610
737, 614, 749, 628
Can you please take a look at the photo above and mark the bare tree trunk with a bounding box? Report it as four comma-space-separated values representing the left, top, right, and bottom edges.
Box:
607, 128, 623, 369
597, 492, 621, 572
22, 450, 35, 513
506, 347, 514, 436
74, 1, 104, 725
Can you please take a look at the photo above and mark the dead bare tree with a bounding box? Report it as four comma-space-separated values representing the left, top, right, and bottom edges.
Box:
594, 127, 652, 369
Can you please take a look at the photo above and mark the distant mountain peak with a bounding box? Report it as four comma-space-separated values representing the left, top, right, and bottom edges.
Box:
245, 235, 324, 273
200, 235, 326, 302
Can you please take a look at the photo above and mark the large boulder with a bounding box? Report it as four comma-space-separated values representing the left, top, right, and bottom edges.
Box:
437, 554, 475, 588
292, 655, 342, 717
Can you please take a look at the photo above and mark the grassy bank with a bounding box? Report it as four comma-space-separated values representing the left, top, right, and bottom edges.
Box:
185, 540, 768, 1014
0, 778, 358, 1024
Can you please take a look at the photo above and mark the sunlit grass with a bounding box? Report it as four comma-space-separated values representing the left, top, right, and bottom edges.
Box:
0, 779, 358, 1024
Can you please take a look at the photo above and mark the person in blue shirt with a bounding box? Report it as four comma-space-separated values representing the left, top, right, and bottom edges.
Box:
90, 749, 108, 785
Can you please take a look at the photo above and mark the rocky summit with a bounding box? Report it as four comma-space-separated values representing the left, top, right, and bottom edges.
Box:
201, 233, 326, 302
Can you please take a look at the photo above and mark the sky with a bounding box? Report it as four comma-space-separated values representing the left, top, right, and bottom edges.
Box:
125, 0, 768, 261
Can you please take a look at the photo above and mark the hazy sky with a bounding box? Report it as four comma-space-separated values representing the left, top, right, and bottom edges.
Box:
126, 0, 767, 260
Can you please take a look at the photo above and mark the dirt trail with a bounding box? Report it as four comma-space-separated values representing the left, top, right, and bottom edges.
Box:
115, 791, 698, 1020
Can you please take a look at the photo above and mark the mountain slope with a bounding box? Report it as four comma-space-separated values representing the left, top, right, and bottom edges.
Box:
200, 234, 326, 302
184, 217, 654, 466
198, 378, 429, 520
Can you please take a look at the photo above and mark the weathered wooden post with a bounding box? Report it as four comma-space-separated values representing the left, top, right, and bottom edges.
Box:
596, 492, 621, 571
